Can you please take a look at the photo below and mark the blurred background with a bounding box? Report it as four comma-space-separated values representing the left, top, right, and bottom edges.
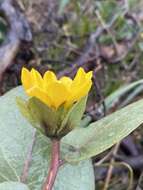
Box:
1, 0, 143, 189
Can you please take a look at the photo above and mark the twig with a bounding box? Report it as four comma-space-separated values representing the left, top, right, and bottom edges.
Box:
96, 161, 133, 190
42, 139, 61, 190
95, 151, 113, 166
20, 129, 36, 183
95, 10, 119, 55
103, 142, 120, 190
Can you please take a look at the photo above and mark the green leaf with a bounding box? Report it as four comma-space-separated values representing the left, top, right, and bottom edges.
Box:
0, 87, 95, 190
105, 79, 143, 110
0, 182, 29, 190
63, 97, 143, 162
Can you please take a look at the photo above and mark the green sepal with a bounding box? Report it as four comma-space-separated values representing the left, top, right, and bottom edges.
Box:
16, 96, 87, 139
28, 97, 68, 138
59, 96, 87, 135
16, 97, 45, 134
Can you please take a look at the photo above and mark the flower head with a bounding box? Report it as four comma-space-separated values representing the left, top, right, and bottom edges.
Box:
21, 67, 92, 109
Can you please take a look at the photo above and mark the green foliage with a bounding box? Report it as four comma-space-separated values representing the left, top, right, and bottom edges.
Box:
1, 82, 143, 189
11, 86, 143, 164
0, 87, 95, 190
105, 79, 143, 110
95, 0, 122, 22
99, 34, 113, 45
63, 95, 143, 162
115, 16, 138, 41
0, 182, 29, 190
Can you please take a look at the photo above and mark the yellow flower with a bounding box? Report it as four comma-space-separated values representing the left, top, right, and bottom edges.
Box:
21, 67, 92, 109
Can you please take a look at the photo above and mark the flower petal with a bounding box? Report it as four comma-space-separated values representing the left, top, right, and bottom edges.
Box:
66, 69, 92, 106
66, 80, 92, 106
86, 71, 93, 80
60, 76, 72, 90
73, 67, 86, 85
48, 81, 69, 109
27, 86, 52, 107
44, 71, 57, 83
31, 68, 43, 88
21, 67, 33, 91
43, 70, 57, 91
21, 67, 93, 109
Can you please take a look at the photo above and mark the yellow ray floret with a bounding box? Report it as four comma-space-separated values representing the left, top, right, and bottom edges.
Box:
21, 67, 93, 109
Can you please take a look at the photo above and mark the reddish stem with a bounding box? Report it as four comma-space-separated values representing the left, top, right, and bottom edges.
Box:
42, 139, 60, 190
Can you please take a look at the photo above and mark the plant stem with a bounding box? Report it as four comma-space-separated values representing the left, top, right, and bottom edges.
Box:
42, 139, 60, 190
